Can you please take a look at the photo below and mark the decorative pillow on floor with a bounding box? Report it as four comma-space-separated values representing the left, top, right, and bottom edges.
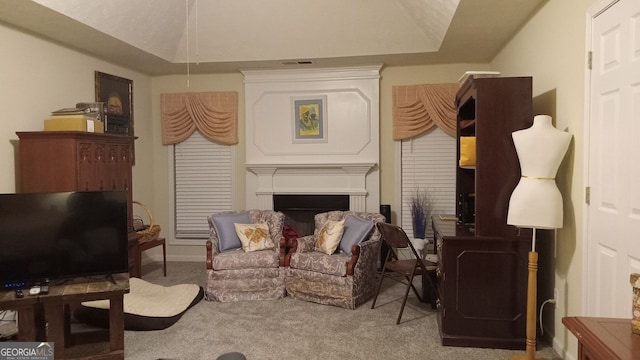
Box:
74, 277, 204, 331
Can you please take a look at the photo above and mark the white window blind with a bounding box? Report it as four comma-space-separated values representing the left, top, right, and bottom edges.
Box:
401, 127, 456, 240
174, 130, 233, 239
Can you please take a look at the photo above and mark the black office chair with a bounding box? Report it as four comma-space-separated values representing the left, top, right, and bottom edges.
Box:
371, 222, 438, 324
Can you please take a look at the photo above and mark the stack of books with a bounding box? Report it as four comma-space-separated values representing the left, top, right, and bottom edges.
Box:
44, 103, 105, 133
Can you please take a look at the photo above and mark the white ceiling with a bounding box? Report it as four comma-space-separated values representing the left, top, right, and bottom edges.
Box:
0, 0, 546, 75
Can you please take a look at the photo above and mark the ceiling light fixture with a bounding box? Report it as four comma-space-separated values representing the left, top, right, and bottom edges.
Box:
185, 0, 189, 87
185, 0, 200, 88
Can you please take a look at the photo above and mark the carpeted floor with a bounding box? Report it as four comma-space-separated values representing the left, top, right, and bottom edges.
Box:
118, 261, 563, 360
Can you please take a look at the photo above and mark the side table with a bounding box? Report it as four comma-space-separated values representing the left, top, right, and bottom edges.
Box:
138, 237, 167, 277
562, 316, 639, 360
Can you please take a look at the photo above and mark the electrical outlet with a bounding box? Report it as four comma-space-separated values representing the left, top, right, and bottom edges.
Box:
553, 288, 559, 309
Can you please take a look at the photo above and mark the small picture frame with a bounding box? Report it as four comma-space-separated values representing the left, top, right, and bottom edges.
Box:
95, 71, 133, 136
292, 96, 327, 143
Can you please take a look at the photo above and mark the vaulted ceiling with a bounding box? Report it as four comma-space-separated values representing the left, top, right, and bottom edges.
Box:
0, 0, 546, 75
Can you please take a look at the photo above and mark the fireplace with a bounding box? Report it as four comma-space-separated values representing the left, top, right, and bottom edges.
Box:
243, 67, 381, 219
274, 194, 349, 236
246, 162, 377, 213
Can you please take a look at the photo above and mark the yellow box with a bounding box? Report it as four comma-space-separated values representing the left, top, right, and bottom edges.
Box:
44, 116, 104, 133
459, 136, 476, 168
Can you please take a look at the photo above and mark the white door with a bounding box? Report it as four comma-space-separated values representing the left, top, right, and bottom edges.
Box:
585, 0, 640, 316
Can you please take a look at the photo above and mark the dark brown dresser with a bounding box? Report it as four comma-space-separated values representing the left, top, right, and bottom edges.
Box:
433, 218, 530, 349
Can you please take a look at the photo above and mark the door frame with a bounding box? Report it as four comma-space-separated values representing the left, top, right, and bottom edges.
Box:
582, 0, 620, 314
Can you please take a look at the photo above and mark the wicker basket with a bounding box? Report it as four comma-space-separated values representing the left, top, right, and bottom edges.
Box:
133, 200, 161, 243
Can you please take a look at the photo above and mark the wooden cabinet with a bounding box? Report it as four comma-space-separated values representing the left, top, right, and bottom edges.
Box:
16, 131, 136, 236
433, 218, 529, 349
435, 76, 534, 349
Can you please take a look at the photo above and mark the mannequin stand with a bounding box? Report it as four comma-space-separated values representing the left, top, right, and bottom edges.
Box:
510, 228, 546, 360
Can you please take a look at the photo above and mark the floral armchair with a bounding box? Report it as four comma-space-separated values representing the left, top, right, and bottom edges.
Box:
205, 210, 286, 302
285, 211, 385, 309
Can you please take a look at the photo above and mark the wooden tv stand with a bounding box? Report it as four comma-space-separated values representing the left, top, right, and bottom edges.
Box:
0, 273, 130, 360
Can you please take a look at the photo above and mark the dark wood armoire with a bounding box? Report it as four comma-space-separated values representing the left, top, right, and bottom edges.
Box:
433, 76, 536, 349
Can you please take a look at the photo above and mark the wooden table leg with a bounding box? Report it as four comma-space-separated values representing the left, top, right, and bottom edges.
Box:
109, 295, 125, 353
138, 238, 167, 277
16, 307, 37, 341
162, 240, 167, 276
44, 303, 65, 359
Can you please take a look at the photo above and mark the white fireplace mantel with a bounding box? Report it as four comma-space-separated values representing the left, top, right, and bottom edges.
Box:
243, 66, 380, 213
246, 163, 376, 211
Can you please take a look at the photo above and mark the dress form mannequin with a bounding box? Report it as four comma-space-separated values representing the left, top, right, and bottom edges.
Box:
507, 115, 572, 229
507, 115, 571, 360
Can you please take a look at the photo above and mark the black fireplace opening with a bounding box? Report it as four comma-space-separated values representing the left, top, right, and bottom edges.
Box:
273, 194, 349, 236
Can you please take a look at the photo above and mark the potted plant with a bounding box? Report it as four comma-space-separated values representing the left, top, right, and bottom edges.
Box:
408, 187, 432, 240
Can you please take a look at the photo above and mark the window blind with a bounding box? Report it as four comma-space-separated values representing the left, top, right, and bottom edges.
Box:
174, 130, 233, 239
400, 127, 456, 240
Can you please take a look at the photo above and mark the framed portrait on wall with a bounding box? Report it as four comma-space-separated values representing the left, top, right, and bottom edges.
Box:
95, 71, 133, 136
292, 96, 327, 143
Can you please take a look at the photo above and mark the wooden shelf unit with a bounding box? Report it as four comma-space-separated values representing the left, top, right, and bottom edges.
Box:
435, 76, 535, 349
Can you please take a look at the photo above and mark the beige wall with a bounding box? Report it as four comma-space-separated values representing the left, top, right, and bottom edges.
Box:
1, 1, 594, 355
491, 0, 594, 358
0, 23, 152, 199
149, 74, 245, 261
149, 65, 483, 260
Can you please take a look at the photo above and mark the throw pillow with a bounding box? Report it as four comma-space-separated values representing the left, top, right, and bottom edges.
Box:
315, 219, 345, 255
234, 222, 275, 252
339, 215, 375, 255
211, 212, 251, 251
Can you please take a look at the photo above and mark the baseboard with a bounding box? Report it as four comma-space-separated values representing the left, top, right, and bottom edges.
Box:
541, 326, 575, 360
553, 335, 574, 360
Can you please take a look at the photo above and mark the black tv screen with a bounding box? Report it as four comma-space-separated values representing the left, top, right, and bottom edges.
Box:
0, 191, 129, 288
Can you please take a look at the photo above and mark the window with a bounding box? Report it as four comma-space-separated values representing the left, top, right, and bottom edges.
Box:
400, 127, 456, 240
172, 130, 235, 243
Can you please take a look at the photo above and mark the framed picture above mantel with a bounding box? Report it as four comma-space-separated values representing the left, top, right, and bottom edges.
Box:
292, 96, 327, 143
95, 71, 133, 136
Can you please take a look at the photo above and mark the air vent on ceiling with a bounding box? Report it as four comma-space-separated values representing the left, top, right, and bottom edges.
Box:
281, 60, 314, 65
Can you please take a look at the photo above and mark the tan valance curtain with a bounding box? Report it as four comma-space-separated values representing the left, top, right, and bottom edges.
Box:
392, 83, 458, 140
161, 92, 238, 145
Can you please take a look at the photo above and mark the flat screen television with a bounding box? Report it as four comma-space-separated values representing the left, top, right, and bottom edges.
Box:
0, 191, 129, 289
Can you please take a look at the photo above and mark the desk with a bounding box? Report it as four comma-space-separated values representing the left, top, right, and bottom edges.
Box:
0, 274, 129, 360
562, 316, 639, 360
